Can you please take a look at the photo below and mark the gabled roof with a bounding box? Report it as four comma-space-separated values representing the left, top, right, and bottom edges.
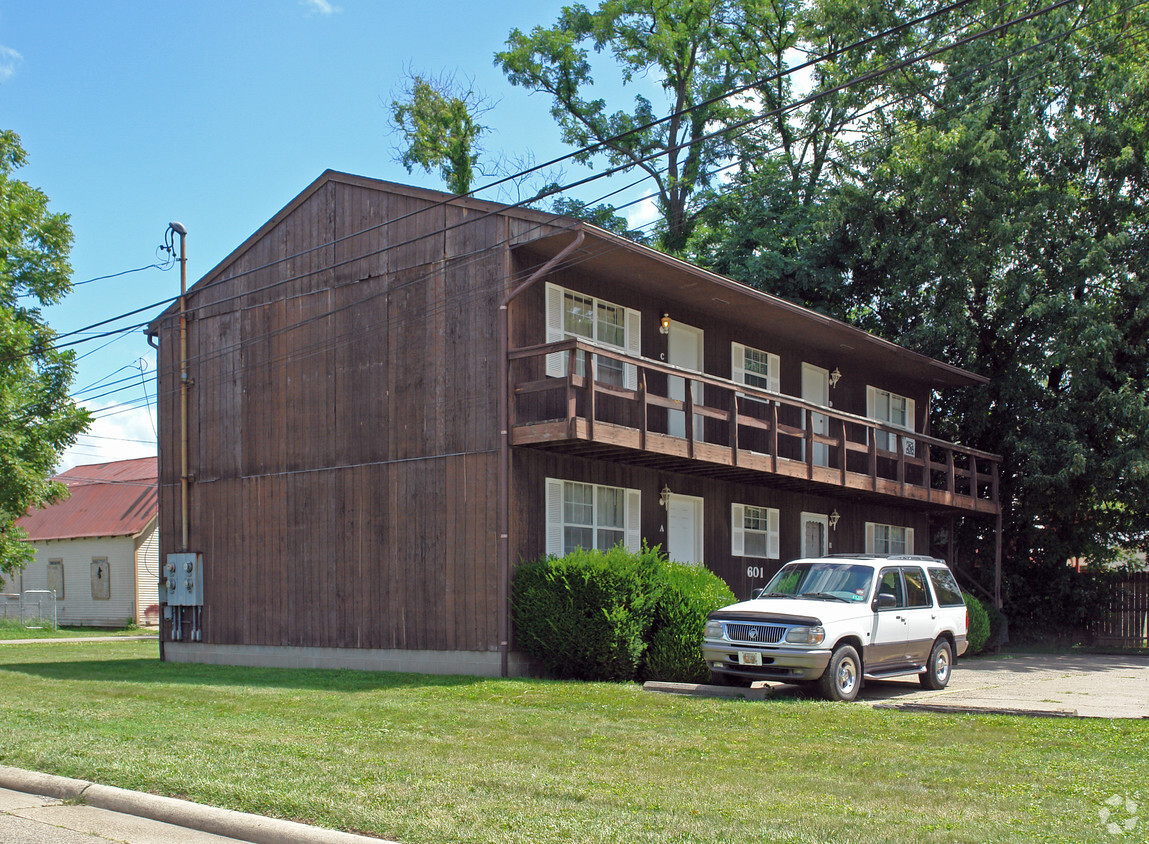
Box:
18, 457, 158, 542
147, 169, 987, 388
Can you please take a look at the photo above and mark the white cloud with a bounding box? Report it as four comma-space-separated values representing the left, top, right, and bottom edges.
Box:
625, 195, 661, 233
300, 0, 341, 14
0, 46, 23, 83
58, 402, 157, 473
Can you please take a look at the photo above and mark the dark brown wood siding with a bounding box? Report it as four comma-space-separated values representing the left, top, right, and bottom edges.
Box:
156, 177, 565, 652
507, 256, 935, 431
510, 449, 929, 602
155, 172, 981, 658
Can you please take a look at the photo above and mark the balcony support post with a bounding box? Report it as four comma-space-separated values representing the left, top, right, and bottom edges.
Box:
839, 418, 847, 486
770, 401, 778, 474
566, 346, 577, 439
586, 353, 596, 441
639, 368, 648, 450
685, 378, 695, 458
994, 508, 1003, 609
805, 410, 814, 480
729, 391, 739, 467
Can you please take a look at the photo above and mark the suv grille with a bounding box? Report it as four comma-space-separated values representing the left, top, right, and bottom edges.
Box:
725, 623, 786, 644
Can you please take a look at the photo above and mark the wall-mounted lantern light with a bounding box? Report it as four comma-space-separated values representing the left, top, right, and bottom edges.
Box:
659, 484, 672, 508
829, 367, 842, 389
828, 509, 840, 531
659, 313, 671, 335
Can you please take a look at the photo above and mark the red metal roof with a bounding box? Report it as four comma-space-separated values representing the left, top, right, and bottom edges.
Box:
17, 457, 158, 541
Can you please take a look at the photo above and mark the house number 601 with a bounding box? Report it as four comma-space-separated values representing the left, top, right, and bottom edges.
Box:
746, 565, 764, 579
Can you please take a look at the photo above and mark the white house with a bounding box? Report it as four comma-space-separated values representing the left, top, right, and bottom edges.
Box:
3, 457, 158, 627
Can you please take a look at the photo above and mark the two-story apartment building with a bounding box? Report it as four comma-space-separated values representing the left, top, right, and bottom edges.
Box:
148, 171, 1000, 676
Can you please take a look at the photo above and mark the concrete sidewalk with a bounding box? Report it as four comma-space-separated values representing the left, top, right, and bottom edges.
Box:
0, 766, 396, 844
649, 653, 1149, 718
0, 785, 241, 843
861, 652, 1149, 718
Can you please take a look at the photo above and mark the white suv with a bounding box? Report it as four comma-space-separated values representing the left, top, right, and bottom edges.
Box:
701, 555, 968, 701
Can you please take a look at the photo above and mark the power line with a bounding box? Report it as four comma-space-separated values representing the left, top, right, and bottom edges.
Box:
148, 0, 1137, 400
147, 0, 1083, 341
23, 0, 1139, 381
168, 0, 994, 300
72, 260, 173, 286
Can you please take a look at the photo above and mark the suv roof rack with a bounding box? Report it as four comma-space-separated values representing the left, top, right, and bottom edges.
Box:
822, 553, 945, 563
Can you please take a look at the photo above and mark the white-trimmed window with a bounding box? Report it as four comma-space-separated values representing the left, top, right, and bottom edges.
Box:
545, 478, 641, 557
545, 283, 641, 389
865, 522, 915, 556
731, 342, 780, 398
731, 503, 780, 559
867, 386, 916, 455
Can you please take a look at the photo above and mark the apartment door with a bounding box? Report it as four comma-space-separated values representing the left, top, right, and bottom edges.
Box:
801, 363, 830, 467
668, 323, 704, 440
801, 512, 829, 558
667, 494, 704, 565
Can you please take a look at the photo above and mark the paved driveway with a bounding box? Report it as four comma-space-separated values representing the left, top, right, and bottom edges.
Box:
837, 653, 1149, 718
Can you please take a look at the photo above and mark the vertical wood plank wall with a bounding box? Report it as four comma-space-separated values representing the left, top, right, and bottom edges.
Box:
157, 178, 531, 652
156, 173, 971, 657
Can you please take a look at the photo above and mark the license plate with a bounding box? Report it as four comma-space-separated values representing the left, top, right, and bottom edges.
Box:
738, 651, 762, 666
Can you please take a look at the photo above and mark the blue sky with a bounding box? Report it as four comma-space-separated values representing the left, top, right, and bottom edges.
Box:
1, 0, 658, 469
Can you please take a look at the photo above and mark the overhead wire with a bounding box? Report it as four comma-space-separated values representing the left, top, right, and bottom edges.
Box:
145, 0, 1086, 343
23, 0, 1089, 376
159, 0, 996, 300
144, 0, 1142, 405
58, 0, 1148, 418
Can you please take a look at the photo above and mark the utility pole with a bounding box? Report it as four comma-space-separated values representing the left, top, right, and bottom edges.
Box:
169, 221, 189, 551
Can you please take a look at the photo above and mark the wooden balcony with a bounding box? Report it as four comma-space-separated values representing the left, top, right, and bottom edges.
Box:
509, 339, 1000, 516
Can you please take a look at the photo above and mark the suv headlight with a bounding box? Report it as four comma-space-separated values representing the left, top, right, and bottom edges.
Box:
704, 620, 724, 640
785, 625, 826, 645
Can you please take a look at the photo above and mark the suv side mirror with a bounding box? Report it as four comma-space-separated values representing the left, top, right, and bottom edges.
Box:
876, 593, 897, 609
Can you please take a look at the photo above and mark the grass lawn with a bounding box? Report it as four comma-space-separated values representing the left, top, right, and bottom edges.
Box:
0, 619, 157, 640
0, 641, 1142, 843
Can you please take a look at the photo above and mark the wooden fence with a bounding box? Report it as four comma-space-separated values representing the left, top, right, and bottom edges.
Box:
1094, 572, 1149, 648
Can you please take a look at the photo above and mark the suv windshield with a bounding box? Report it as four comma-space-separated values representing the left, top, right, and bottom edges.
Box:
763, 562, 875, 603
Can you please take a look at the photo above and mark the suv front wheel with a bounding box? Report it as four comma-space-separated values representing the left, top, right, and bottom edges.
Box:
818, 644, 861, 702
920, 638, 953, 690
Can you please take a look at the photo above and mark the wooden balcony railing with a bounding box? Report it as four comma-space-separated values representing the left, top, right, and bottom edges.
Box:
509, 338, 1000, 515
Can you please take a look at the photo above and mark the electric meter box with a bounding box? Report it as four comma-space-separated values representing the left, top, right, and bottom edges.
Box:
165, 553, 203, 606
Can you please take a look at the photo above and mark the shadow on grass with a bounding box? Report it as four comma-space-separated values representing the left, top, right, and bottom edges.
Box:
0, 657, 495, 692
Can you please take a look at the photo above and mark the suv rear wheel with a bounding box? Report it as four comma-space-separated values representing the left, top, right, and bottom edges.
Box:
919, 638, 953, 690
818, 644, 861, 701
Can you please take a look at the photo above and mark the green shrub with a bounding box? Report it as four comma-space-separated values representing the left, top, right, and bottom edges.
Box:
984, 600, 1006, 648
963, 591, 991, 654
512, 545, 663, 681
643, 560, 735, 683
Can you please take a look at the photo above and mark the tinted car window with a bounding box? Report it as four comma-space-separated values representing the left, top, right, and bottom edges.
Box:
876, 568, 904, 608
762, 562, 874, 601
902, 567, 931, 607
928, 567, 965, 606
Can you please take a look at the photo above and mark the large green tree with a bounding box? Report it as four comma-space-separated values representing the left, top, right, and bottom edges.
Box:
684, 0, 941, 309
390, 72, 490, 195
677, 0, 1148, 630
822, 0, 1149, 628
496, 0, 748, 253
0, 130, 89, 572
